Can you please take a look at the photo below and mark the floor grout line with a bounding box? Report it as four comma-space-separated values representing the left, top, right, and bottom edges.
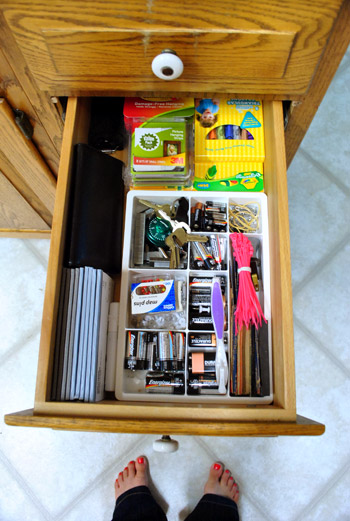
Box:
292, 233, 350, 297
54, 435, 147, 520
194, 437, 275, 521
294, 318, 350, 379
22, 239, 50, 270
291, 458, 350, 521
298, 148, 350, 197
0, 324, 41, 367
0, 448, 54, 521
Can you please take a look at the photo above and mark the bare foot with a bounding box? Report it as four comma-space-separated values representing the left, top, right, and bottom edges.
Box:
115, 456, 148, 500
204, 462, 239, 504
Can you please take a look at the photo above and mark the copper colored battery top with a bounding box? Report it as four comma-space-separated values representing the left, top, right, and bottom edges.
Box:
189, 352, 216, 373
191, 352, 205, 373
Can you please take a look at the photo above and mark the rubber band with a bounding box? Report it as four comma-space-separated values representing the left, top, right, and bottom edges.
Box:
229, 202, 260, 233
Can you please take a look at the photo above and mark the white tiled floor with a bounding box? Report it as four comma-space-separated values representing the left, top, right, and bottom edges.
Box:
1, 50, 350, 520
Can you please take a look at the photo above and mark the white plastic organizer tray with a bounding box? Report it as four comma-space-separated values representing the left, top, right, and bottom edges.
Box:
115, 191, 272, 404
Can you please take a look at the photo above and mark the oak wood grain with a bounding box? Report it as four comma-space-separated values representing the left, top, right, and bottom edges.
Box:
0, 230, 50, 238
263, 101, 296, 411
0, 98, 56, 226
1, 0, 343, 96
0, 48, 60, 176
0, 11, 63, 150
35, 98, 91, 406
4, 409, 325, 436
0, 149, 53, 228
0, 171, 50, 230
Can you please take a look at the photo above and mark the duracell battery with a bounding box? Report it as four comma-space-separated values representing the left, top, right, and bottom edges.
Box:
190, 294, 211, 305
189, 352, 216, 373
189, 333, 217, 347
145, 372, 185, 394
205, 201, 226, 209
190, 287, 211, 296
188, 373, 219, 394
205, 204, 226, 211
189, 314, 227, 331
125, 331, 137, 370
190, 296, 226, 310
189, 315, 214, 330
204, 220, 227, 232
190, 207, 197, 230
193, 202, 204, 230
205, 212, 227, 221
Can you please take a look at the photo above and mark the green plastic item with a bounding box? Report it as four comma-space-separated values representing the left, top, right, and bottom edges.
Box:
146, 217, 172, 247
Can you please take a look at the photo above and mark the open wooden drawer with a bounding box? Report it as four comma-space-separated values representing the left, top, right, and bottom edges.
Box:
5, 97, 325, 436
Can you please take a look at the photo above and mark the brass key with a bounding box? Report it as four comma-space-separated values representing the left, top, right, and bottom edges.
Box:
165, 233, 181, 269
138, 199, 172, 218
172, 228, 208, 247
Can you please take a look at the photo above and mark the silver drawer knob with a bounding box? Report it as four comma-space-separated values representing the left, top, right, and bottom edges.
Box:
151, 49, 184, 81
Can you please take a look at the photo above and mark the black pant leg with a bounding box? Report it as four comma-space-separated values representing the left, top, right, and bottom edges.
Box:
184, 493, 239, 521
112, 485, 167, 521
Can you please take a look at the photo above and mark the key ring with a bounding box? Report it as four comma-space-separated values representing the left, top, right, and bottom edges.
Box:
158, 210, 191, 233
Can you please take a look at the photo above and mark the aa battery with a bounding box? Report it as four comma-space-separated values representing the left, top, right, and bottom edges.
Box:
204, 201, 227, 232
189, 286, 211, 295
192, 241, 217, 270
125, 331, 137, 370
209, 235, 222, 268
145, 372, 185, 394
189, 333, 217, 347
193, 203, 204, 230
176, 332, 185, 371
190, 294, 211, 305
191, 242, 205, 269
204, 220, 227, 232
158, 331, 175, 371
189, 352, 216, 373
146, 332, 158, 371
136, 331, 148, 369
126, 331, 185, 372
190, 201, 227, 232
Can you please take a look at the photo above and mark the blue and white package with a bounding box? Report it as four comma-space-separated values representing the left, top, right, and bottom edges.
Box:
131, 280, 179, 314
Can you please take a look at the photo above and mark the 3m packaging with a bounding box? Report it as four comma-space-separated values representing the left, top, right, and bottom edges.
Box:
123, 97, 194, 187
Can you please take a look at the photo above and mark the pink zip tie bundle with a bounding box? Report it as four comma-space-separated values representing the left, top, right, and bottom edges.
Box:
230, 232, 267, 332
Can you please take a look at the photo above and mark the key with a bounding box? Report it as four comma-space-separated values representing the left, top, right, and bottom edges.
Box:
139, 199, 172, 218
172, 228, 208, 247
165, 233, 180, 269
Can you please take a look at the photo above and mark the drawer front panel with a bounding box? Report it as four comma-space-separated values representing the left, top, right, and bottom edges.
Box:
36, 29, 294, 80
1, 0, 342, 95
